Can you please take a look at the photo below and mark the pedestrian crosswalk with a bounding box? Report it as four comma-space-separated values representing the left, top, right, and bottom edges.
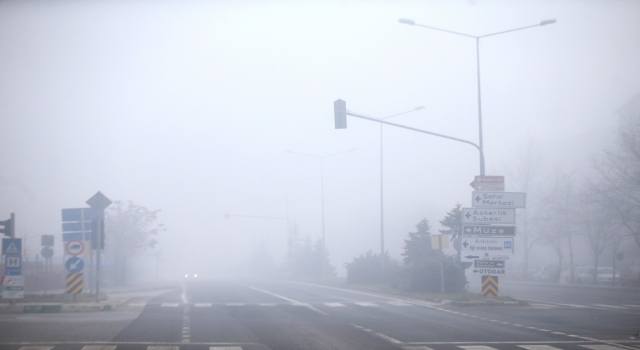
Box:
128, 300, 440, 308
129, 300, 640, 313
5, 342, 635, 350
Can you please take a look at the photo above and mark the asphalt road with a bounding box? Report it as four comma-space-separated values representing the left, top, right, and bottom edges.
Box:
1, 279, 638, 350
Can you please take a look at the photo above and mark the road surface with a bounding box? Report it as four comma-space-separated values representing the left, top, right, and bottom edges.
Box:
0, 279, 638, 350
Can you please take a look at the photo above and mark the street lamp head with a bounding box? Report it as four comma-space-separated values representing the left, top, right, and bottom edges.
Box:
540, 19, 557, 26
398, 18, 415, 26
415, 106, 425, 110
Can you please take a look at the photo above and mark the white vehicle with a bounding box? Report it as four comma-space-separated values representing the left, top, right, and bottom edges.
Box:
573, 266, 595, 284
596, 267, 619, 284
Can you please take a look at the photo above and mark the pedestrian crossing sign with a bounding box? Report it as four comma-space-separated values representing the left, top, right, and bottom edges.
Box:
2, 238, 21, 255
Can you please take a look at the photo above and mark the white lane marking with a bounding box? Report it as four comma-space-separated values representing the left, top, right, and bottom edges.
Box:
210, 347, 243, 350
552, 332, 566, 335
355, 302, 378, 307
581, 345, 629, 350
591, 304, 627, 310
195, 303, 212, 307
148, 347, 179, 350
374, 332, 402, 344
518, 345, 564, 350
128, 303, 147, 307
182, 305, 191, 343
623, 304, 640, 308
82, 347, 117, 350
226, 303, 244, 306
249, 286, 328, 315
259, 303, 276, 306
161, 303, 180, 307
388, 301, 410, 306
519, 298, 590, 308
402, 347, 434, 350
324, 302, 345, 307
19, 347, 54, 350
459, 346, 498, 350
350, 323, 402, 344
180, 280, 188, 304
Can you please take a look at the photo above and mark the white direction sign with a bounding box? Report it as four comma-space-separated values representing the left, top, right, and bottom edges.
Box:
472, 192, 526, 208
2, 275, 25, 299
461, 237, 514, 262
462, 208, 516, 224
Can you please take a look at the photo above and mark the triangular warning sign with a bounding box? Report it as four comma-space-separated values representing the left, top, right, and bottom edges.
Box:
4, 243, 19, 255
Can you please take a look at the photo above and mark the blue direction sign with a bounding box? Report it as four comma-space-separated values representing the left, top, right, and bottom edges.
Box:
2, 238, 22, 256
4, 255, 22, 276
65, 256, 85, 273
61, 208, 99, 242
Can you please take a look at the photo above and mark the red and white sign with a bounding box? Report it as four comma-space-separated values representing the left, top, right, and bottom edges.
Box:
65, 239, 84, 256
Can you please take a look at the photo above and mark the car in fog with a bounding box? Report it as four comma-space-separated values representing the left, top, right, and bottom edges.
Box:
620, 266, 640, 287
596, 267, 619, 284
573, 266, 596, 284
184, 273, 199, 278
532, 266, 561, 282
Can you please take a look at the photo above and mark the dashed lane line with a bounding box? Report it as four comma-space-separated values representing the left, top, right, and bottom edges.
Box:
248, 286, 328, 315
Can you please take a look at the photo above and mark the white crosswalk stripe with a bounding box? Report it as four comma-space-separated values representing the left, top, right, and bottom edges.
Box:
82, 347, 117, 350
210, 347, 243, 350
18, 347, 54, 350
324, 302, 346, 307
458, 346, 498, 350
147, 347, 179, 350
580, 345, 628, 350
160, 303, 180, 307
519, 345, 563, 350
226, 302, 244, 306
194, 303, 212, 307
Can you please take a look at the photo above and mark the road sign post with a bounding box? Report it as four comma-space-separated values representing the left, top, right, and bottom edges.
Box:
471, 176, 504, 192
86, 191, 112, 303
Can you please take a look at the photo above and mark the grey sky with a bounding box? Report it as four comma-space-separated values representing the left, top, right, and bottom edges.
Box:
1, 0, 639, 277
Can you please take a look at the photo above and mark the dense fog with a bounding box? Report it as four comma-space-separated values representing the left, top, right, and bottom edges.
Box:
1, 0, 640, 285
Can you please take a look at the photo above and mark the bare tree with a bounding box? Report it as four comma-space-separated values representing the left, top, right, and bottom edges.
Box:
503, 136, 546, 279
537, 171, 577, 282
590, 111, 640, 248
105, 200, 164, 286
578, 188, 618, 284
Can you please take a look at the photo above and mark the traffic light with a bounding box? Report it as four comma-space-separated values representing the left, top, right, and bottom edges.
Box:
0, 213, 15, 238
91, 219, 105, 250
334, 99, 347, 129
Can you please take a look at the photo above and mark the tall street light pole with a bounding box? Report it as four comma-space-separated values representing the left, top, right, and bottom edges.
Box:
379, 106, 424, 270
286, 149, 356, 276
398, 18, 556, 175
260, 176, 312, 273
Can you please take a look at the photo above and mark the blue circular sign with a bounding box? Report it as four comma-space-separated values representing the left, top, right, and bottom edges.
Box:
65, 256, 84, 273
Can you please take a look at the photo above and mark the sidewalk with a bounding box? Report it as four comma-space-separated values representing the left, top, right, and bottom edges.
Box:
0, 281, 179, 314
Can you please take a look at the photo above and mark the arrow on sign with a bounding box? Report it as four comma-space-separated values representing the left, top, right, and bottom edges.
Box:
465, 212, 472, 219
463, 241, 469, 249
475, 195, 482, 203
70, 260, 81, 270
465, 255, 479, 259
